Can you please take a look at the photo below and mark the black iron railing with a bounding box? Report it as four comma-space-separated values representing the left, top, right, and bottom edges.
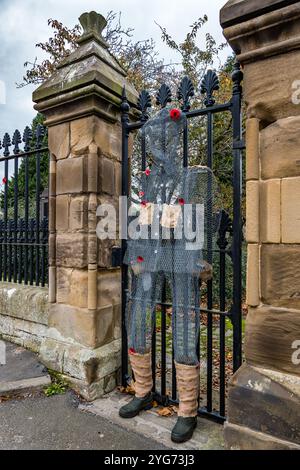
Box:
0, 125, 49, 286
119, 63, 244, 423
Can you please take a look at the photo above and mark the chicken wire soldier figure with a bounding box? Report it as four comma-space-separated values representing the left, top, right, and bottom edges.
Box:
119, 107, 220, 443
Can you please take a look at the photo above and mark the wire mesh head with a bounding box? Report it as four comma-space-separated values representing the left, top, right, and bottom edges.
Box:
142, 107, 186, 171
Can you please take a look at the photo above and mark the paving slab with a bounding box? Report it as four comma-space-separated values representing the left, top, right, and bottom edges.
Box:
0, 340, 51, 397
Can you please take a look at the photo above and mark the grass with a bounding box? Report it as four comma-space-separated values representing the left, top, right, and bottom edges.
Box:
44, 369, 68, 397
155, 309, 246, 356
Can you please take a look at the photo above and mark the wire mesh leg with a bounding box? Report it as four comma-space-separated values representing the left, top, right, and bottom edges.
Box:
171, 273, 200, 365
127, 271, 160, 355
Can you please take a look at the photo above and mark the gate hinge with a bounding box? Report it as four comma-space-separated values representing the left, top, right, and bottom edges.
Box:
111, 246, 122, 267
233, 139, 245, 150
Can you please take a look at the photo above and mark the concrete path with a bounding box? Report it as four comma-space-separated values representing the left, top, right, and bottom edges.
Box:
0, 340, 224, 450
0, 392, 167, 450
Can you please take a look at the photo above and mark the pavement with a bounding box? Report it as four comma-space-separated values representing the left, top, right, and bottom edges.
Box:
0, 392, 167, 450
0, 340, 224, 450
81, 391, 224, 450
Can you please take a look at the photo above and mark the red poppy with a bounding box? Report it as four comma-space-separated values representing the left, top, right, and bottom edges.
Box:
141, 200, 148, 207
178, 198, 185, 206
129, 347, 136, 355
137, 256, 144, 263
145, 168, 151, 176
2, 177, 7, 184
170, 108, 181, 121
139, 191, 145, 197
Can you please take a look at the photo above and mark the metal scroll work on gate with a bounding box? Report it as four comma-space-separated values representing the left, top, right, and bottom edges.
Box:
116, 63, 244, 423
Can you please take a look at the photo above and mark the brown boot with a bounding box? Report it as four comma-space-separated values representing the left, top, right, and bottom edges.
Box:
171, 362, 199, 443
119, 351, 153, 419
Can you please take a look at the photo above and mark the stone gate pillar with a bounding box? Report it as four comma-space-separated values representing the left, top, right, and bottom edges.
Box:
221, 0, 300, 449
32, 11, 138, 400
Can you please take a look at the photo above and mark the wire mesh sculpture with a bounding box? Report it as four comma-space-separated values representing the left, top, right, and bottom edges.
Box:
124, 107, 221, 366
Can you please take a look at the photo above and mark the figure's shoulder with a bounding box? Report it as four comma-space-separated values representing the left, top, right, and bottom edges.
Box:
185, 165, 213, 174
183, 165, 216, 182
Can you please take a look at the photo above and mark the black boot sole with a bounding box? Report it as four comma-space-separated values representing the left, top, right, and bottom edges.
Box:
119, 402, 153, 419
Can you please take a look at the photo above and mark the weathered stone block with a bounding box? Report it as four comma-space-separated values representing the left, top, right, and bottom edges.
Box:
261, 244, 300, 308
113, 303, 121, 340
261, 116, 300, 180
89, 234, 98, 265
56, 157, 87, 195
282, 177, 300, 243
39, 336, 64, 372
49, 303, 97, 348
56, 233, 88, 268
48, 302, 115, 349
260, 179, 281, 243
49, 159, 56, 197
71, 116, 121, 160
99, 157, 115, 195
61, 338, 121, 383
69, 195, 88, 231
49, 196, 56, 232
246, 118, 260, 181
88, 143, 98, 192
95, 305, 114, 348
70, 116, 95, 156
224, 422, 300, 450
49, 233, 56, 266
56, 195, 69, 231
98, 239, 116, 268
39, 335, 121, 399
56, 267, 72, 304
245, 305, 300, 376
0, 282, 48, 325
95, 118, 122, 160
48, 266, 56, 303
227, 364, 300, 445
48, 122, 70, 160
0, 313, 48, 353
244, 51, 300, 123
220, 0, 289, 29
88, 267, 97, 310
97, 271, 121, 308
246, 181, 259, 243
246, 244, 260, 307
69, 269, 88, 308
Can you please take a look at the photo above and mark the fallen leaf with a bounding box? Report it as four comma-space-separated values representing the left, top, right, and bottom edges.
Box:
117, 383, 135, 395
156, 406, 174, 417
170, 405, 179, 414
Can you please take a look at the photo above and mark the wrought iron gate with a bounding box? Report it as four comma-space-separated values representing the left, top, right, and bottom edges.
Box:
118, 63, 244, 423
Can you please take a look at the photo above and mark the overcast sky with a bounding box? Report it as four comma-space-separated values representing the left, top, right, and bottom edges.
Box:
0, 0, 230, 141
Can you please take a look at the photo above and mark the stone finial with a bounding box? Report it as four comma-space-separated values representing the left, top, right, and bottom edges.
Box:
77, 11, 108, 47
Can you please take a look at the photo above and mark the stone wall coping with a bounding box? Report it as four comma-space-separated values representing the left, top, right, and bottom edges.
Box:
222, 2, 300, 63
0, 281, 49, 326
220, 0, 299, 28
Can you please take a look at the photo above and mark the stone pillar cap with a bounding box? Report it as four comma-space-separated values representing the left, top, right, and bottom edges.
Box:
220, 0, 299, 28
32, 10, 138, 125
